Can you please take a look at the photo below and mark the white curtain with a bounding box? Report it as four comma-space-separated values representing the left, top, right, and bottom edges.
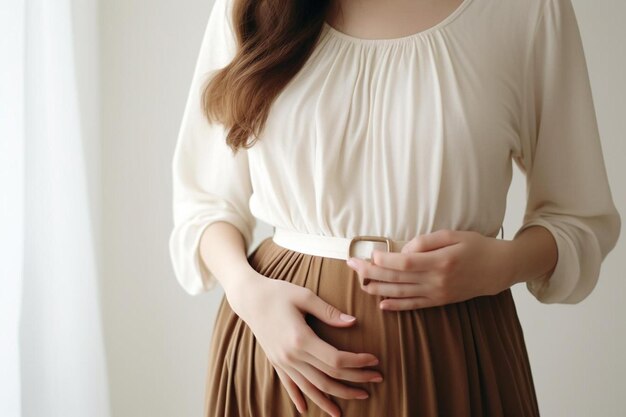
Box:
0, 1, 111, 416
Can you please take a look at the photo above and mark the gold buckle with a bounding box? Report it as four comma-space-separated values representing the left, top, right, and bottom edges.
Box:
347, 235, 392, 261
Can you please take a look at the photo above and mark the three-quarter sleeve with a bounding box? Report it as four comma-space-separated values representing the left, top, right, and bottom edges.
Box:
513, 0, 621, 304
168, 0, 256, 295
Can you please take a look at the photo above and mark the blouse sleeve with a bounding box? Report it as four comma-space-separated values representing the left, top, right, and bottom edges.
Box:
168, 0, 256, 295
513, 0, 621, 304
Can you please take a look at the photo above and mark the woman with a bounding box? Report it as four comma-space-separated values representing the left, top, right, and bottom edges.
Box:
169, 0, 621, 416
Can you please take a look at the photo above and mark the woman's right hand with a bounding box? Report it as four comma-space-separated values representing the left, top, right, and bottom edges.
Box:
224, 271, 384, 417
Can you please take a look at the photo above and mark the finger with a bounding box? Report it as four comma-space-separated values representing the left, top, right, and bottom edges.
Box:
286, 364, 342, 417
297, 360, 370, 400
347, 256, 427, 284
369, 249, 443, 272
401, 229, 462, 253
296, 290, 358, 328
300, 349, 384, 384
361, 281, 434, 298
379, 296, 437, 311
275, 366, 307, 413
300, 325, 379, 369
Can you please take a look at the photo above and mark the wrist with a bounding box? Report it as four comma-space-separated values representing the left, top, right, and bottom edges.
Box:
500, 239, 524, 287
494, 238, 523, 289
220, 265, 268, 315
219, 261, 259, 293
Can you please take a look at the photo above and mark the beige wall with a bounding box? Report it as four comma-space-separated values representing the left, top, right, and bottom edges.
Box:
99, 1, 625, 416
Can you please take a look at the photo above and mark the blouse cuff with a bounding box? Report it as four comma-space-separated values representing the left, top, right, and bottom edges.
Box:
513, 218, 582, 304
169, 211, 254, 296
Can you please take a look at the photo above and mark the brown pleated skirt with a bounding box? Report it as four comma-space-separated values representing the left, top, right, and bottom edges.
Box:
204, 236, 540, 417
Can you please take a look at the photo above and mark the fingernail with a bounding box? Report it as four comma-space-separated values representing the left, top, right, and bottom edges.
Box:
340, 313, 356, 322
368, 358, 379, 366
356, 392, 369, 399
369, 375, 383, 382
346, 258, 357, 268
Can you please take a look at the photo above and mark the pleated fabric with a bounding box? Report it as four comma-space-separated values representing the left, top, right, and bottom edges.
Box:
204, 237, 541, 417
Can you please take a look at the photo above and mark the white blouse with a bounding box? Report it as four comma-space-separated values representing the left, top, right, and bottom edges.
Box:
168, 0, 621, 304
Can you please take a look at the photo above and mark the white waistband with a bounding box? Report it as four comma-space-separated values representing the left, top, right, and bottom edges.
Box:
271, 227, 410, 260
271, 226, 504, 261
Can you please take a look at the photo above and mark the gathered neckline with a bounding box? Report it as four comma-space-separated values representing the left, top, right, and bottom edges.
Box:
322, 0, 474, 46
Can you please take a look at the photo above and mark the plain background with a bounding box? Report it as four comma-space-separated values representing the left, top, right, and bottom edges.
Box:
98, 1, 625, 416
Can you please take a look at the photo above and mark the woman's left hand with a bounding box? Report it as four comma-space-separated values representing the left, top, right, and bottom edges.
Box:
345, 229, 516, 311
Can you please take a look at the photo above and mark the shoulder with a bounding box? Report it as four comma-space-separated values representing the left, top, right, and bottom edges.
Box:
462, 0, 549, 38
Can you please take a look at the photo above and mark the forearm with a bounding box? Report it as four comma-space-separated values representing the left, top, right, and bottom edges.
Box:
504, 225, 558, 287
199, 221, 261, 294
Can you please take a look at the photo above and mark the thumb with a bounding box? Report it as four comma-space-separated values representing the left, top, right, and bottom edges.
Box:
303, 293, 356, 327
401, 236, 424, 253
402, 231, 455, 253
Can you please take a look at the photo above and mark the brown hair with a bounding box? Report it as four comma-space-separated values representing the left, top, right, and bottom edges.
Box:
201, 0, 333, 154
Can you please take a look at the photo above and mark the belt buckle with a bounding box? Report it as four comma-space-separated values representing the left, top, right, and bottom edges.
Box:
347, 235, 392, 261
348, 235, 391, 286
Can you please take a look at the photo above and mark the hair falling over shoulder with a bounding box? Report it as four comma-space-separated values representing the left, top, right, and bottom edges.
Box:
201, 0, 333, 154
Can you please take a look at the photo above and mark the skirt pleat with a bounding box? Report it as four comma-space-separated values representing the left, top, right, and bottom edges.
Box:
204, 237, 540, 416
